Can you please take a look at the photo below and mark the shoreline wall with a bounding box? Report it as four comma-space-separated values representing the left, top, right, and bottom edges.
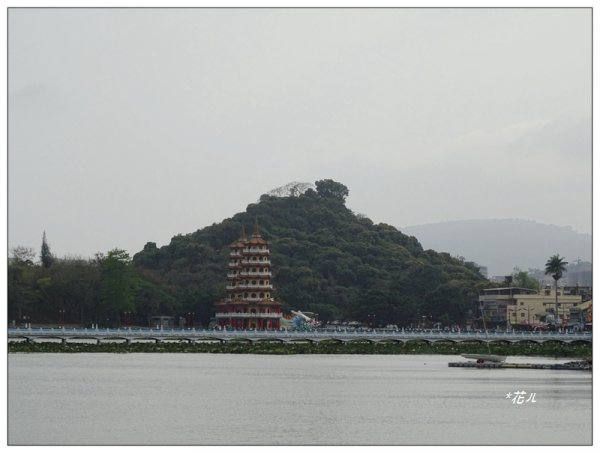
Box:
8, 340, 592, 357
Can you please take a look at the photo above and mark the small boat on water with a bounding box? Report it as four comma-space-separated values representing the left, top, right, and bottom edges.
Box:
461, 354, 506, 363
462, 318, 506, 363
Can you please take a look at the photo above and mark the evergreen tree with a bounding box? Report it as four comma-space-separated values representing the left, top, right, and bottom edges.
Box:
40, 231, 55, 268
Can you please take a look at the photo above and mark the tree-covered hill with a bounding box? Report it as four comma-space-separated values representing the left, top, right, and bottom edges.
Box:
8, 180, 489, 328
132, 180, 488, 327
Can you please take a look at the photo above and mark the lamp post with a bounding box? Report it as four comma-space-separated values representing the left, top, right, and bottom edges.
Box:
367, 314, 376, 329
123, 311, 131, 327
186, 312, 195, 329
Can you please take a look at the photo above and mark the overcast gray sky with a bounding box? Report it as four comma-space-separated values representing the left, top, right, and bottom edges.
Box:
8, 8, 592, 259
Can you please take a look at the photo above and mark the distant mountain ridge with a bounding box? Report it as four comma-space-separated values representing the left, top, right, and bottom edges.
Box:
401, 219, 592, 276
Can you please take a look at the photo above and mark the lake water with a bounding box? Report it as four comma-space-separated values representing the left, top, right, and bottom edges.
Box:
8, 353, 592, 445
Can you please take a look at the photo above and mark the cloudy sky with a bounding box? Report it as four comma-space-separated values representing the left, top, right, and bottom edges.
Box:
7, 7, 592, 259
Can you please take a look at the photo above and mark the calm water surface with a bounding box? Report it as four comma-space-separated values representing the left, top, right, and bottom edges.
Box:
8, 353, 592, 445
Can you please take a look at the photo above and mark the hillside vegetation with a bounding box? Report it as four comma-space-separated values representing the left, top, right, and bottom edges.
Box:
8, 180, 489, 328
132, 180, 488, 327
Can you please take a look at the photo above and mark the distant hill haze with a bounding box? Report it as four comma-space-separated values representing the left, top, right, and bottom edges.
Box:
401, 219, 592, 277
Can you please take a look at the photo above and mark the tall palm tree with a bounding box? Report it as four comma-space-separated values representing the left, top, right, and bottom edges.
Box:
545, 254, 568, 324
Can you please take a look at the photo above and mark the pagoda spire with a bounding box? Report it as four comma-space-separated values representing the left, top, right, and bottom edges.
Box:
240, 225, 247, 241
252, 219, 261, 237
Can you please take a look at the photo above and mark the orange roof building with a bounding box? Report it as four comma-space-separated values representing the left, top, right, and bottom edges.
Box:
214, 222, 282, 329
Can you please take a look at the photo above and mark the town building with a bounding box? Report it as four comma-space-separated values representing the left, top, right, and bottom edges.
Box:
478, 287, 584, 327
568, 299, 592, 330
214, 222, 282, 329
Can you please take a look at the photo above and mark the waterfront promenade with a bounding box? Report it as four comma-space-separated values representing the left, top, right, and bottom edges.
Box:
8, 327, 592, 345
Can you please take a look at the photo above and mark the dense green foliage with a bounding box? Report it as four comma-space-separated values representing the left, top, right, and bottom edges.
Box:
8, 248, 175, 327
98, 249, 138, 318
8, 180, 489, 328
512, 268, 540, 290
131, 180, 487, 327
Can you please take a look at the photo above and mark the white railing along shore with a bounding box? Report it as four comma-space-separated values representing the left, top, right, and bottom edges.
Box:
7, 326, 592, 342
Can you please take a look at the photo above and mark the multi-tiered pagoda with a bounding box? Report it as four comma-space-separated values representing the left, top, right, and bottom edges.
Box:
214, 222, 282, 329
